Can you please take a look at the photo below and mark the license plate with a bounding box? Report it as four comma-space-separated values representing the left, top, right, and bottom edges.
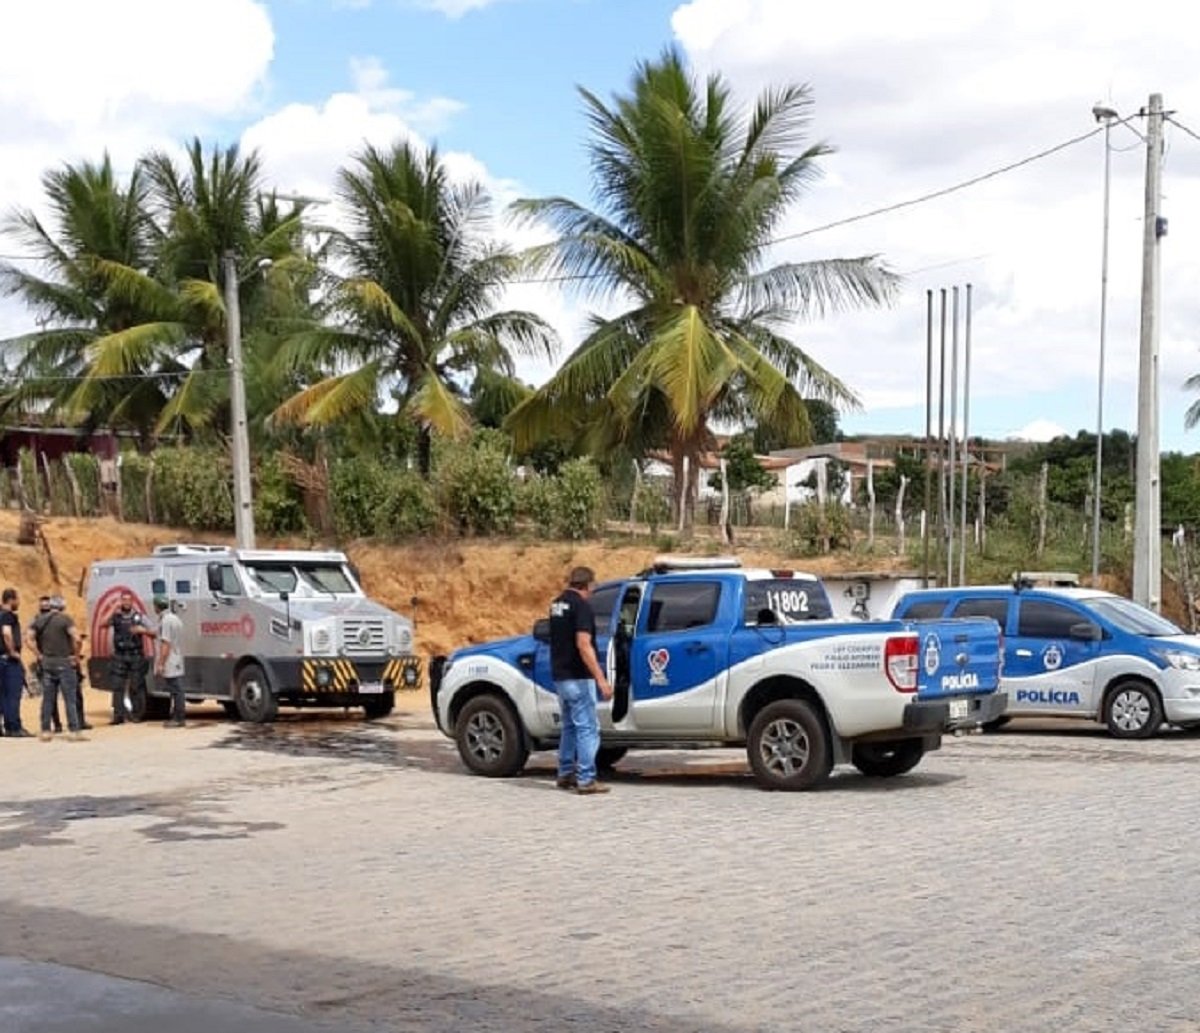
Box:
949, 699, 970, 720
359, 681, 385, 695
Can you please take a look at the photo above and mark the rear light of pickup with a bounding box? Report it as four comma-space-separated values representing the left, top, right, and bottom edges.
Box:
884, 634, 919, 693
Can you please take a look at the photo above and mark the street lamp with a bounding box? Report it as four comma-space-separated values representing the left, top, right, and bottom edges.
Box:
1090, 101, 1119, 581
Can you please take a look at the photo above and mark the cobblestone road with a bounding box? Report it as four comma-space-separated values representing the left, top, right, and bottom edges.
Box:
2, 703, 1199, 1032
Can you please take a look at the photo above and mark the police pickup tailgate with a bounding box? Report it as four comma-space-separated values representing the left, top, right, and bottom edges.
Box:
906, 617, 1006, 727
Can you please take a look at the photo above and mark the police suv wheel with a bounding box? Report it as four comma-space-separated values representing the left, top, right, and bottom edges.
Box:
1104, 681, 1162, 739
746, 699, 832, 791
235, 665, 278, 724
455, 694, 528, 778
851, 739, 925, 778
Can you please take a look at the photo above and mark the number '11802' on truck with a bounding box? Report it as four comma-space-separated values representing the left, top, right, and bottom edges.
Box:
430, 558, 1005, 790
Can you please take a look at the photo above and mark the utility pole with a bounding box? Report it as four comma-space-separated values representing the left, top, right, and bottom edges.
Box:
223, 252, 256, 550
1133, 94, 1165, 610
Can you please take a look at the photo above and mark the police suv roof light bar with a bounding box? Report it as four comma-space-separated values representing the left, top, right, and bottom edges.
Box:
649, 555, 743, 574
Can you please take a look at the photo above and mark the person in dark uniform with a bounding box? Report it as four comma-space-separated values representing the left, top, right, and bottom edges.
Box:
0, 587, 32, 738
27, 597, 58, 731
28, 597, 92, 733
548, 566, 613, 795
108, 591, 154, 725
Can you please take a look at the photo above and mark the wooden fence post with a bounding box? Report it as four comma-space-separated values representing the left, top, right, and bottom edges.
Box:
1036, 461, 1049, 558
895, 474, 908, 555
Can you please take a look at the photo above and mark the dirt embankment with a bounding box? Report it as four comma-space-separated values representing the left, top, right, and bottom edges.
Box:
0, 512, 913, 659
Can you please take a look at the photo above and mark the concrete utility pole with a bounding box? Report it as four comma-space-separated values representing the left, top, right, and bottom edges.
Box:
223, 252, 256, 550
1133, 94, 1165, 610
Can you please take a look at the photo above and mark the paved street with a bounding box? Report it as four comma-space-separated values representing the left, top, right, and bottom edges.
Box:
2, 701, 1199, 1032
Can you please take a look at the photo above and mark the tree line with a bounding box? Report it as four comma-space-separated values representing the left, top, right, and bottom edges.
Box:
0, 50, 895, 526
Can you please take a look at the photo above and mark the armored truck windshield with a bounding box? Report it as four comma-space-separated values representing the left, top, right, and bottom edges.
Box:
242, 560, 358, 596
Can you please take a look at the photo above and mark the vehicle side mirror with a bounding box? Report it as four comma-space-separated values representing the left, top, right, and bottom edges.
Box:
532, 618, 551, 643
1070, 621, 1102, 641
280, 591, 289, 603
756, 608, 780, 626
206, 563, 223, 593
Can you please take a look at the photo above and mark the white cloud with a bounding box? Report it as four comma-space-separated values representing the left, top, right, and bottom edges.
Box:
1007, 419, 1070, 443
671, 0, 1200, 449
415, 0, 506, 16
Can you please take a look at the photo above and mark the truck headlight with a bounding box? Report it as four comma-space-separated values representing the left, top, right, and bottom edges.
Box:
1157, 649, 1200, 671
390, 626, 413, 656
312, 628, 332, 653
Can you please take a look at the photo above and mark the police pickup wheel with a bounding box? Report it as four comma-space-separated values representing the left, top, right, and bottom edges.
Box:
235, 664, 278, 724
746, 699, 832, 791
455, 694, 528, 778
596, 746, 628, 771
851, 739, 925, 778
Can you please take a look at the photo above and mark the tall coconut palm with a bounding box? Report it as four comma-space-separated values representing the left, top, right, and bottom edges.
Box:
508, 50, 899, 521
0, 155, 172, 439
270, 141, 557, 472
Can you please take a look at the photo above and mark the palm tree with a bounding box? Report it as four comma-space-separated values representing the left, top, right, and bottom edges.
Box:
270, 141, 556, 472
0, 155, 172, 440
508, 50, 898, 522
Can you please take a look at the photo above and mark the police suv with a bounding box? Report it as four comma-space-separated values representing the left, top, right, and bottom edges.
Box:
431, 557, 1005, 790
891, 577, 1200, 738
86, 544, 421, 722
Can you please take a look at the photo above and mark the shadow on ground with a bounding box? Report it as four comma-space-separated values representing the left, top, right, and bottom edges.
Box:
0, 900, 750, 1033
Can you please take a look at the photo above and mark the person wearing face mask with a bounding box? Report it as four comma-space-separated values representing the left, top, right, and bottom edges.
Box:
0, 587, 32, 737
107, 591, 155, 725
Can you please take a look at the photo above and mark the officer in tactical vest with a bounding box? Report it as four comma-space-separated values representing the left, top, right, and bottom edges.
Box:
108, 591, 155, 725
30, 596, 86, 742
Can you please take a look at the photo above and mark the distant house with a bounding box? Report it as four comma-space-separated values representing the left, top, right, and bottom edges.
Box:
0, 424, 121, 468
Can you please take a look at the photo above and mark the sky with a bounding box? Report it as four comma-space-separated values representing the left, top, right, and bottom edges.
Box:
3, 0, 1200, 451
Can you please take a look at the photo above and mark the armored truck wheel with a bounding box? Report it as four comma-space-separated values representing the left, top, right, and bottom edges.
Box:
235, 664, 278, 724
746, 699, 832, 791
362, 694, 395, 720
1104, 680, 1162, 739
851, 739, 925, 778
222, 701, 242, 721
455, 694, 528, 778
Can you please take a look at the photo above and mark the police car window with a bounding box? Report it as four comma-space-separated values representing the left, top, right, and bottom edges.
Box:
951, 598, 1009, 625
1088, 597, 1181, 637
1018, 600, 1082, 638
589, 585, 619, 631
647, 582, 720, 633
743, 580, 832, 623
900, 599, 946, 620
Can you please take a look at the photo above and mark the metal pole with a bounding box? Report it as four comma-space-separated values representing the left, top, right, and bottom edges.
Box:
1091, 118, 1113, 581
1133, 94, 1164, 610
936, 289, 947, 583
959, 283, 972, 586
947, 287, 959, 586
922, 290, 933, 586
223, 252, 256, 550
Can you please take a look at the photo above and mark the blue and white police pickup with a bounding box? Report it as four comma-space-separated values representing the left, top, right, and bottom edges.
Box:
430, 557, 1005, 790
891, 578, 1200, 738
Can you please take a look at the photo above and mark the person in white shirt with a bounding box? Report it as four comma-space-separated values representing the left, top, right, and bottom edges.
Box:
153, 596, 186, 728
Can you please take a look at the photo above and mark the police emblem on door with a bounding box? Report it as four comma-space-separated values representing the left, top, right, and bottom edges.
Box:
648, 648, 670, 686
1042, 643, 1064, 671
923, 634, 941, 677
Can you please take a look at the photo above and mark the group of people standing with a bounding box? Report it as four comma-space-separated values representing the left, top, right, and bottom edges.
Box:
0, 587, 187, 740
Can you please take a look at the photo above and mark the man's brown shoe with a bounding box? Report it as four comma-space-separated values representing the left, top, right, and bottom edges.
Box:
575, 781, 611, 795
556, 775, 577, 790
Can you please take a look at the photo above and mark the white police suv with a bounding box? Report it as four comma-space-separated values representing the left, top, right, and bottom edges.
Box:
891, 579, 1200, 738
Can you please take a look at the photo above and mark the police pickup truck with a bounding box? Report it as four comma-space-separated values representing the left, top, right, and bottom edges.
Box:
892, 577, 1200, 738
431, 558, 1005, 790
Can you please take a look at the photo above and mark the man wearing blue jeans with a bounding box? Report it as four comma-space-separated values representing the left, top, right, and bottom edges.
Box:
549, 566, 613, 795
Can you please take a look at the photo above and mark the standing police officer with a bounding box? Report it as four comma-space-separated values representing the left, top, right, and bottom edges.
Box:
108, 591, 154, 725
33, 596, 86, 742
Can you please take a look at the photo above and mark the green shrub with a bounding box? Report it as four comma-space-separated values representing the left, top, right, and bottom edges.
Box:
550, 458, 605, 539
634, 482, 671, 534
329, 457, 436, 540
784, 502, 853, 556
435, 437, 517, 535
66, 453, 102, 516
119, 452, 152, 523
254, 454, 307, 536
151, 448, 234, 531
519, 475, 557, 537
17, 448, 41, 509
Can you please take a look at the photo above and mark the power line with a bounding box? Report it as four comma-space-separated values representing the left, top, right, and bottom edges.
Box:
0, 368, 228, 386
1165, 114, 1200, 146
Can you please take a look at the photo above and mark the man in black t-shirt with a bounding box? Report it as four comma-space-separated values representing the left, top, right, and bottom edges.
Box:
0, 587, 31, 737
548, 566, 613, 795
